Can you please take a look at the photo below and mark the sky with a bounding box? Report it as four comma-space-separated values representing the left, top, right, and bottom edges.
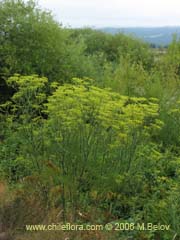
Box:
38, 0, 180, 28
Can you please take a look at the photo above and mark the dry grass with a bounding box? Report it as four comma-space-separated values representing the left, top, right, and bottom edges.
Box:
0, 182, 119, 240
15, 230, 119, 240
0, 182, 6, 196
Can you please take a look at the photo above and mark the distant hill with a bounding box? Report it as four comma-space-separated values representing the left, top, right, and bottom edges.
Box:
98, 27, 180, 46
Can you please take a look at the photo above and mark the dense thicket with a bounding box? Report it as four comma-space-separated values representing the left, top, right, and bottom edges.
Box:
0, 1, 180, 240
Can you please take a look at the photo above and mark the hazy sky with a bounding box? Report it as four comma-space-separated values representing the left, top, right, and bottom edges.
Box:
38, 0, 180, 27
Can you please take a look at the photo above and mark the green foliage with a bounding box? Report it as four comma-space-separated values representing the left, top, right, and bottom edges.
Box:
105, 56, 149, 96
0, 0, 67, 76
70, 28, 153, 67
166, 34, 180, 72
0, 76, 163, 214
0, 75, 47, 180
1, 75, 179, 239
0, 1, 180, 239
0, 0, 68, 102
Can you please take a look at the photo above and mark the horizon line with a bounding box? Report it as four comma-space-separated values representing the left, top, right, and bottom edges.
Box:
64, 25, 180, 29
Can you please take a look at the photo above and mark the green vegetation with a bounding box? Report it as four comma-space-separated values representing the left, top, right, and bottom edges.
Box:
0, 1, 180, 240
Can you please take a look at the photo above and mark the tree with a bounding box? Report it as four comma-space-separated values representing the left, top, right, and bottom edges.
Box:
0, 0, 68, 101
70, 28, 153, 68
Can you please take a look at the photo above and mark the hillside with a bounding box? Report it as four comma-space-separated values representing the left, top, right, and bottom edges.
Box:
99, 26, 180, 46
